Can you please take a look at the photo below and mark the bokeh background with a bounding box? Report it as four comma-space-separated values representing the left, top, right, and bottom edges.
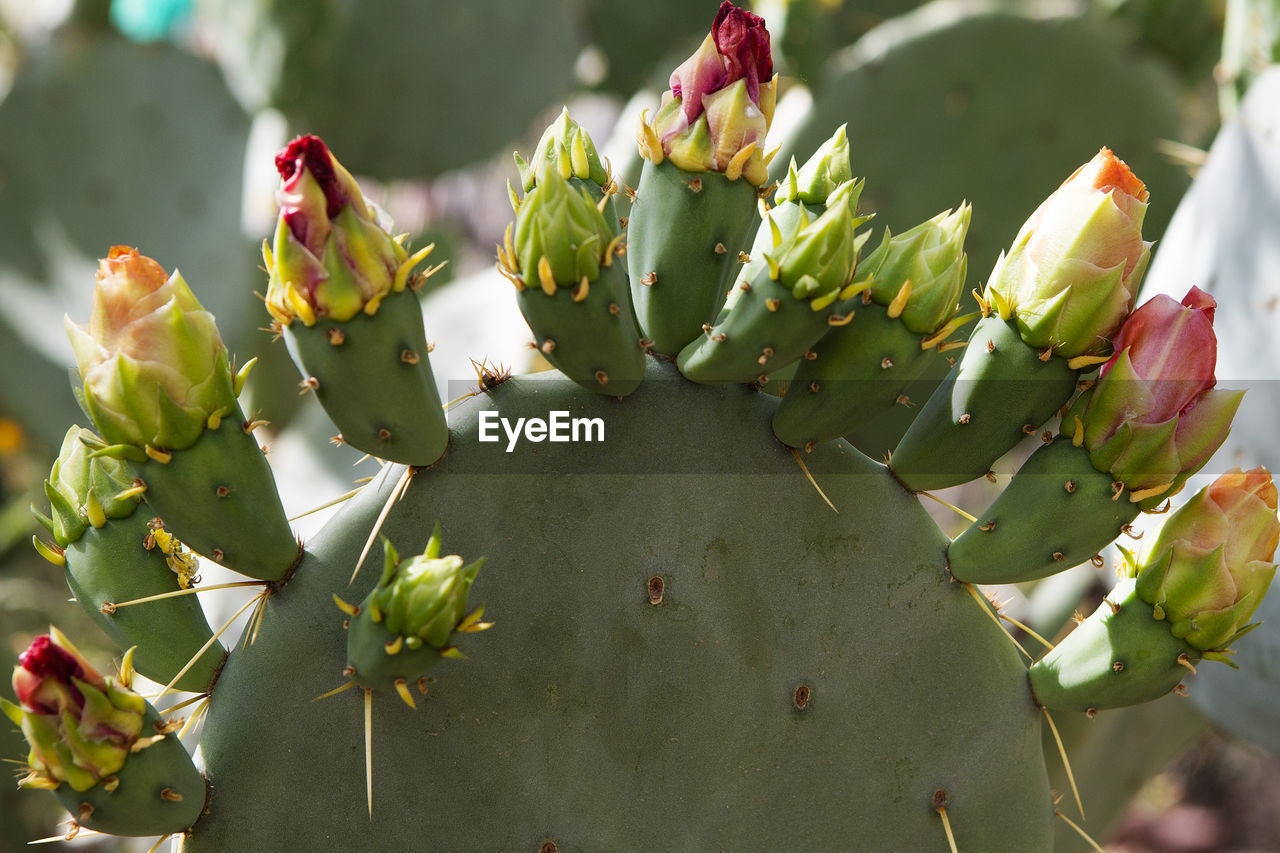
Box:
0, 0, 1277, 850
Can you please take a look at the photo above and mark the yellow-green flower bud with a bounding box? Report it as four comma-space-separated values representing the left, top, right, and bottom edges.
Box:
987, 148, 1151, 357
513, 107, 610, 194
512, 164, 614, 291
369, 533, 485, 651
40, 426, 142, 547
774, 125, 851, 207
768, 179, 869, 305
863, 205, 971, 335
1134, 468, 1280, 652
65, 247, 237, 452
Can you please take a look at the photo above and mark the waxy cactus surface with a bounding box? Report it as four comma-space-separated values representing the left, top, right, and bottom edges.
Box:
7, 4, 1277, 851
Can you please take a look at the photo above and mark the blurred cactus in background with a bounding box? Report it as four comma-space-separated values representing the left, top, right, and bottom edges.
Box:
4, 1, 1280, 851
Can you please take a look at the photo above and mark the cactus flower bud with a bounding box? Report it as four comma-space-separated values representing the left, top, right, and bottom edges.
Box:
863, 204, 972, 335
3, 629, 207, 834
774, 124, 851, 208
987, 148, 1152, 357
1134, 468, 1280, 652
1078, 287, 1244, 497
265, 135, 425, 326
370, 534, 485, 652
345, 531, 490, 694
770, 179, 868, 305
513, 107, 610, 195
512, 164, 614, 291
41, 426, 142, 548
5, 629, 144, 792
64, 247, 237, 453
639, 2, 776, 185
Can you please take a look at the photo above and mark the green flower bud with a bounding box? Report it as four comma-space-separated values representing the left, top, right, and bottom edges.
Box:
1134, 468, 1280, 653
987, 148, 1151, 357
513, 107, 610, 194
39, 426, 142, 548
511, 164, 615, 292
368, 531, 485, 651
862, 205, 971, 335
65, 247, 237, 452
774, 124, 851, 207
767, 180, 870, 307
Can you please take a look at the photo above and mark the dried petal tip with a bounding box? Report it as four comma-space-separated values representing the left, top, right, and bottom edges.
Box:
987, 149, 1152, 357
1072, 147, 1149, 203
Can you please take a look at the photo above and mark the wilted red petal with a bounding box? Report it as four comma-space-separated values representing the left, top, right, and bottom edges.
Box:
18, 635, 81, 684
14, 635, 95, 714
713, 2, 772, 105
275, 135, 348, 221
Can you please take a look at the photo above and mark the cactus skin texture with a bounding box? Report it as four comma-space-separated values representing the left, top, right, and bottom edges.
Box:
187, 363, 1053, 851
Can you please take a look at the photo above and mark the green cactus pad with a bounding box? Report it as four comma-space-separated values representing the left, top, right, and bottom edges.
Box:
843, 348, 954, 461
189, 362, 1052, 850
282, 288, 449, 466
773, 299, 941, 449
516, 262, 646, 397
1029, 579, 1198, 713
134, 412, 298, 582
51, 703, 206, 837
888, 314, 1079, 492
675, 257, 841, 385
948, 440, 1141, 585
626, 159, 761, 355
63, 514, 225, 693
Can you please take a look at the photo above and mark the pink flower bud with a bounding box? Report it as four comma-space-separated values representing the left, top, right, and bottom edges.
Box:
642, 2, 776, 184
1080, 287, 1242, 495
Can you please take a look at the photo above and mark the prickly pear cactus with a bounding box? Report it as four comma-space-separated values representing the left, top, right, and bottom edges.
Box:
8, 5, 1277, 852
